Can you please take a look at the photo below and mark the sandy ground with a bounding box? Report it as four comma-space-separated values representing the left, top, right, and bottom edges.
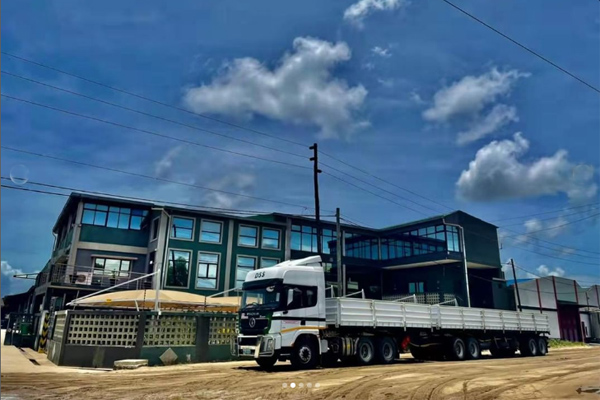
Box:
1, 345, 599, 400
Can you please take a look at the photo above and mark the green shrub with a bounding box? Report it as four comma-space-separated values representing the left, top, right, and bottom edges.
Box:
548, 338, 586, 348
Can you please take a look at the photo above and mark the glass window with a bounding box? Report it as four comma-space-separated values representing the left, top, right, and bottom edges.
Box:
197, 252, 219, 289
292, 224, 318, 252
82, 203, 147, 230
262, 228, 281, 249
236, 256, 256, 288
151, 218, 159, 241
409, 281, 425, 294
166, 250, 190, 287
285, 286, 318, 310
260, 258, 280, 268
321, 229, 337, 255
93, 258, 131, 278
171, 217, 194, 240
200, 220, 223, 243
238, 225, 258, 247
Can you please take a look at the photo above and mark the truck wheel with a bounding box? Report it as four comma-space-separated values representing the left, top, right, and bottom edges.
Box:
536, 337, 547, 356
290, 337, 319, 369
520, 337, 538, 357
376, 337, 397, 364
356, 337, 376, 365
447, 337, 466, 361
256, 356, 277, 370
465, 337, 481, 360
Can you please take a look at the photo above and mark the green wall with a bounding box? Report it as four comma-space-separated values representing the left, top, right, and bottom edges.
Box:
79, 225, 149, 247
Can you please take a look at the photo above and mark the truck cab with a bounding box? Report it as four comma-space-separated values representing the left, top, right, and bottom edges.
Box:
234, 256, 327, 369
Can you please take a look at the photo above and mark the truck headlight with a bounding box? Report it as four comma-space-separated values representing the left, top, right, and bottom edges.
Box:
266, 338, 274, 351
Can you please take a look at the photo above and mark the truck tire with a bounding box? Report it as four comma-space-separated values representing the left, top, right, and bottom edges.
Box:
519, 337, 538, 357
375, 337, 397, 364
356, 337, 376, 365
256, 356, 277, 370
536, 337, 548, 356
290, 337, 319, 369
465, 337, 481, 360
446, 337, 466, 361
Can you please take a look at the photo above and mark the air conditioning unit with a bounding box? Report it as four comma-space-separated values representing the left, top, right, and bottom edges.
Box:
74, 272, 92, 285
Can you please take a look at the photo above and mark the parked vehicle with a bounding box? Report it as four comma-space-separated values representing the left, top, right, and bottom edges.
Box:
233, 256, 550, 369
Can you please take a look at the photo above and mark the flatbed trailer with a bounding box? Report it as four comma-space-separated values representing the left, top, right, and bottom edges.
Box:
234, 256, 550, 370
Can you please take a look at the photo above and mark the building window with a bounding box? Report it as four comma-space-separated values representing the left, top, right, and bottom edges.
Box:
93, 258, 131, 278
170, 217, 194, 240
409, 281, 425, 294
261, 228, 281, 250
197, 252, 219, 289
345, 233, 379, 260
82, 203, 148, 230
200, 220, 223, 243
151, 217, 160, 241
260, 258, 280, 269
446, 226, 461, 252
321, 229, 337, 254
238, 225, 258, 247
291, 225, 317, 252
235, 256, 256, 288
166, 250, 191, 288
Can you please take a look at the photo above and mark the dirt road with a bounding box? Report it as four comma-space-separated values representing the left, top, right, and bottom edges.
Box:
2, 348, 599, 400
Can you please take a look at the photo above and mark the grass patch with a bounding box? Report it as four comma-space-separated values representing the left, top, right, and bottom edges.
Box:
548, 338, 586, 348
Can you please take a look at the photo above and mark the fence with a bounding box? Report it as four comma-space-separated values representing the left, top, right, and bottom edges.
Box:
44, 264, 153, 290
47, 310, 237, 368
383, 292, 458, 305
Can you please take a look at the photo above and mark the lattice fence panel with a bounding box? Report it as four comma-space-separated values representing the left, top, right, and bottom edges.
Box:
52, 312, 67, 341
208, 316, 237, 346
66, 314, 139, 347
144, 315, 196, 347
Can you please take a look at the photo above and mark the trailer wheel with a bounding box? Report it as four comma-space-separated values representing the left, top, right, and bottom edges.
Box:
255, 356, 277, 370
536, 337, 548, 356
356, 337, 376, 365
376, 337, 397, 364
447, 337, 466, 361
290, 337, 319, 369
465, 337, 481, 360
519, 337, 538, 357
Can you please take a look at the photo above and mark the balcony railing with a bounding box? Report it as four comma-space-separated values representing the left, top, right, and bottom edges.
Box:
383, 292, 458, 305
48, 264, 153, 290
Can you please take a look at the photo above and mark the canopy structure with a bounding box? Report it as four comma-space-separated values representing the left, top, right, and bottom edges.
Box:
68, 289, 241, 312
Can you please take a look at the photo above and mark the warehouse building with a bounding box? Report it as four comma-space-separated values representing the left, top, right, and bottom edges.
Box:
14, 192, 514, 317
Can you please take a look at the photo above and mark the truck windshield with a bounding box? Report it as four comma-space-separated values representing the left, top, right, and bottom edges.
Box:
241, 285, 281, 311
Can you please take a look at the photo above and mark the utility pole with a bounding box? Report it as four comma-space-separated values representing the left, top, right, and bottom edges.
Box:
309, 143, 323, 254
510, 258, 522, 312
336, 208, 343, 297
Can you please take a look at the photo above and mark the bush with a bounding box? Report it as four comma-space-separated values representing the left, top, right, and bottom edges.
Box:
547, 338, 586, 348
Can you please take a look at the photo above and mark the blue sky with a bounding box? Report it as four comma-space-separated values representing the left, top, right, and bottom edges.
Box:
2, 0, 599, 295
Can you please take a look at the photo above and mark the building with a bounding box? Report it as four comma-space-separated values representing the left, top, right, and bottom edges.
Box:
13, 192, 514, 317
509, 277, 600, 342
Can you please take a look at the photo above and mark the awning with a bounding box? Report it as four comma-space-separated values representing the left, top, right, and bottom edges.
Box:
68, 289, 240, 312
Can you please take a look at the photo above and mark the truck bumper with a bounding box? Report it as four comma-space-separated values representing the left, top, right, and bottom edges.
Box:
233, 335, 278, 358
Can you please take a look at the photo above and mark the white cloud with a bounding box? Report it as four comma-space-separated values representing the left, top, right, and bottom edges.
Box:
456, 104, 518, 145
1, 261, 24, 277
343, 0, 406, 27
409, 90, 425, 105
456, 133, 598, 202
371, 46, 391, 58
537, 265, 566, 277
154, 146, 182, 178
423, 68, 528, 122
377, 78, 395, 88
183, 37, 368, 139
203, 172, 257, 209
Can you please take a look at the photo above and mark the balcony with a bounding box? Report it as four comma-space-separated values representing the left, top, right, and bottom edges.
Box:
47, 264, 153, 290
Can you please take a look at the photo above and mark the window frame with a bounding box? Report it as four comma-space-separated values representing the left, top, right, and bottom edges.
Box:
92, 257, 133, 279
261, 227, 282, 250
196, 251, 220, 290
165, 248, 192, 289
260, 257, 280, 269
199, 219, 224, 244
170, 216, 196, 241
408, 281, 425, 294
150, 217, 160, 242
235, 255, 258, 288
238, 224, 259, 248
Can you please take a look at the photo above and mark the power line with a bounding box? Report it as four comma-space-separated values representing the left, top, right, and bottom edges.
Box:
0, 148, 314, 210
489, 202, 600, 223
513, 263, 599, 288
1, 51, 309, 148
501, 237, 600, 267
1, 180, 293, 216
1, 70, 307, 160
498, 206, 600, 228
440, 0, 600, 94
502, 212, 600, 239
501, 227, 600, 256
1, 94, 310, 171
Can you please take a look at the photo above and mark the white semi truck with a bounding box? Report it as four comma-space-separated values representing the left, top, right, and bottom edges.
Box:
233, 256, 550, 369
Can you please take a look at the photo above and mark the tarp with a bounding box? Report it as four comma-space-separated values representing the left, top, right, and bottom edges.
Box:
69, 290, 240, 312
